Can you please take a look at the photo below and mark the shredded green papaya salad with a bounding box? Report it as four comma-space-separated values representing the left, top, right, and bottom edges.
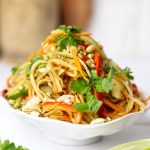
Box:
2, 25, 149, 124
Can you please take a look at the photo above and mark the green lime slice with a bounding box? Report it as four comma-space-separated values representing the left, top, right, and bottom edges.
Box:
109, 139, 150, 150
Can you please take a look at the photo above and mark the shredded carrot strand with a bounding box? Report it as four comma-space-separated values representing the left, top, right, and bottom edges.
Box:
75, 32, 91, 36
41, 102, 77, 113
71, 47, 88, 80
103, 98, 125, 113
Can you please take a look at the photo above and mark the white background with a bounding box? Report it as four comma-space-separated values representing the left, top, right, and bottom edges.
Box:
88, 0, 150, 59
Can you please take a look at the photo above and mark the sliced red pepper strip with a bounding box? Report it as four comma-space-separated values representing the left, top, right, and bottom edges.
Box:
96, 92, 106, 118
82, 55, 88, 62
94, 51, 102, 76
132, 83, 139, 93
41, 102, 78, 113
82, 44, 89, 49
96, 92, 104, 100
98, 105, 106, 118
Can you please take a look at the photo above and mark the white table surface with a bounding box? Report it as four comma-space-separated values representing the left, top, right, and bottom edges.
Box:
0, 58, 150, 150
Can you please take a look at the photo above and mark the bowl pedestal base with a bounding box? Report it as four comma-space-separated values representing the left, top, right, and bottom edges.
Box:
43, 133, 103, 146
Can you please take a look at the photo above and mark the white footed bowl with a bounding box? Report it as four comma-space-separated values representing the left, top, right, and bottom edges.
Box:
0, 96, 147, 146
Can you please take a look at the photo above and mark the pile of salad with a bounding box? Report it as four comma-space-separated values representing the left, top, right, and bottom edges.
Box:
2, 25, 148, 124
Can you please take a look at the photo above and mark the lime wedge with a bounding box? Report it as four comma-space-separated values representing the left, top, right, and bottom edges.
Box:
109, 139, 150, 150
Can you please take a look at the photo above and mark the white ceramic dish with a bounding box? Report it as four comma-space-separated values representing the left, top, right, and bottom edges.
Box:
0, 96, 149, 146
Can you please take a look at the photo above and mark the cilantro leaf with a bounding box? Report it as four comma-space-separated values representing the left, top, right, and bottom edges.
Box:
0, 139, 28, 150
24, 54, 43, 76
70, 78, 103, 113
103, 59, 134, 80
56, 25, 81, 51
93, 70, 113, 93
88, 95, 103, 113
74, 92, 103, 113
71, 69, 113, 95
94, 78, 103, 92
107, 68, 116, 80
101, 78, 113, 93
95, 78, 112, 93
12, 55, 43, 76
31, 54, 43, 64
68, 35, 77, 46
70, 78, 90, 94
11, 64, 20, 75
58, 25, 81, 33
71, 68, 115, 113
121, 67, 134, 80
85, 91, 92, 102
58, 25, 68, 32
91, 69, 98, 79
38, 64, 46, 69
56, 35, 67, 51
56, 34, 77, 51
67, 26, 81, 33
24, 64, 31, 76
74, 103, 90, 112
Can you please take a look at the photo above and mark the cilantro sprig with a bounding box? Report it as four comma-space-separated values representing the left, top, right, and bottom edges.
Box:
0, 139, 28, 150
112, 67, 134, 80
31, 54, 43, 64
121, 67, 134, 80
91, 70, 113, 93
58, 25, 81, 33
70, 78, 102, 113
103, 61, 134, 80
70, 69, 114, 113
24, 54, 43, 76
56, 25, 81, 51
11, 54, 43, 77
74, 92, 102, 113
11, 64, 20, 75
70, 78, 90, 94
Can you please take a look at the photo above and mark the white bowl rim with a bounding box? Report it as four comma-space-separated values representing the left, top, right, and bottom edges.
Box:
0, 96, 146, 129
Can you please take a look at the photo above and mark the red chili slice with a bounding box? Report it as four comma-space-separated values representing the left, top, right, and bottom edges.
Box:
94, 51, 102, 76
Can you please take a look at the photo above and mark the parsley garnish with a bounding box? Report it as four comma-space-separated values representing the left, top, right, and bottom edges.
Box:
94, 77, 113, 93
11, 64, 20, 75
74, 92, 102, 113
121, 67, 134, 80
58, 25, 81, 33
31, 54, 43, 64
0, 139, 28, 150
56, 25, 81, 51
103, 61, 134, 80
11, 54, 43, 77
38, 63, 46, 69
24, 65, 31, 76
70, 78, 102, 113
91, 69, 113, 93
24, 54, 43, 75
70, 78, 90, 94
70, 69, 113, 113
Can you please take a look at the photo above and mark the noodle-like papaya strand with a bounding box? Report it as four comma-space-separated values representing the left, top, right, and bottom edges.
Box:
70, 46, 88, 80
